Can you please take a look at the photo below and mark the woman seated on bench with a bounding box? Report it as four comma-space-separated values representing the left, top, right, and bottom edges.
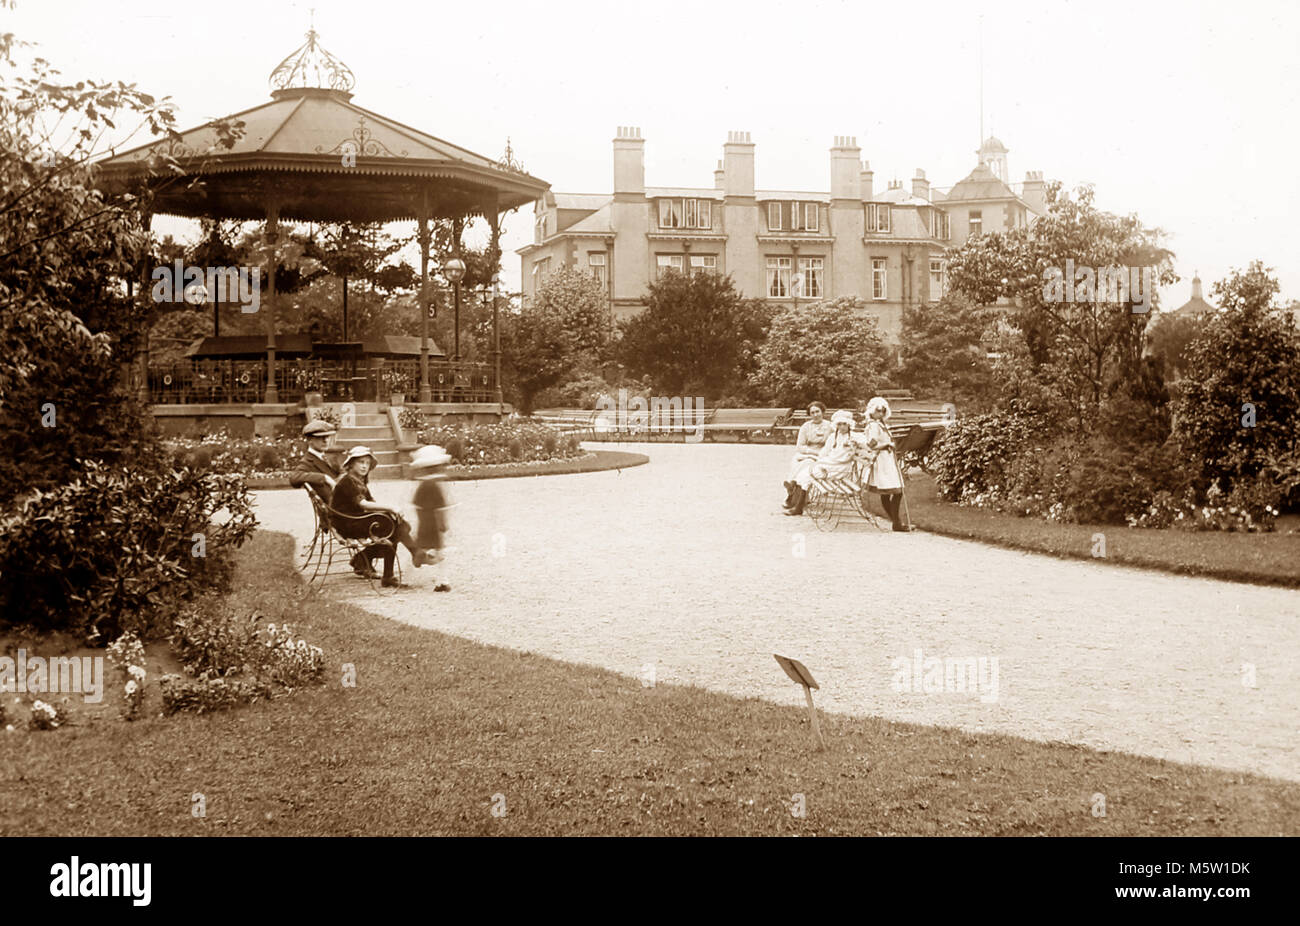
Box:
330, 446, 431, 587
786, 410, 857, 516
782, 401, 831, 511
859, 396, 907, 531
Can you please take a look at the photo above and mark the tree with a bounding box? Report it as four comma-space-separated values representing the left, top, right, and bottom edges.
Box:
898, 293, 997, 410
747, 296, 891, 407
617, 271, 767, 398
0, 14, 242, 504
1172, 262, 1300, 494
1146, 311, 1206, 386
508, 267, 609, 413
946, 183, 1177, 432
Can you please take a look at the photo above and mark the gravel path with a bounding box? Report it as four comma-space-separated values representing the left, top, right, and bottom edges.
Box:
254, 442, 1300, 782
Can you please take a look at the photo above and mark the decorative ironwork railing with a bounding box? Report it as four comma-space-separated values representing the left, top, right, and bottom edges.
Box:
147, 358, 496, 404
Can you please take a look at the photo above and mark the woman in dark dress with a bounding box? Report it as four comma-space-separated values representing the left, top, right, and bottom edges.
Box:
330, 446, 428, 587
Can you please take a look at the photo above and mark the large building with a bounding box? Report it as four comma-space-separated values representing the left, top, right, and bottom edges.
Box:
517, 129, 1048, 342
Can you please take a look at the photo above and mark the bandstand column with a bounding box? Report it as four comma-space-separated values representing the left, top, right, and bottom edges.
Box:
488, 202, 503, 407
263, 206, 280, 403
417, 190, 432, 405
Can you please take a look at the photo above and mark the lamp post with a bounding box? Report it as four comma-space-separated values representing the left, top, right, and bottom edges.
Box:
444, 256, 466, 362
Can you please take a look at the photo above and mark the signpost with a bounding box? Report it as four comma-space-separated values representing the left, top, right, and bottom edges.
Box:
773, 654, 825, 750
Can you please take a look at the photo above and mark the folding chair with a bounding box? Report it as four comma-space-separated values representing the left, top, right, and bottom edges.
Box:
298, 485, 403, 591
803, 458, 890, 532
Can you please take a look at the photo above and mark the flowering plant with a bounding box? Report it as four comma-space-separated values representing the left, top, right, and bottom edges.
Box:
107, 631, 148, 720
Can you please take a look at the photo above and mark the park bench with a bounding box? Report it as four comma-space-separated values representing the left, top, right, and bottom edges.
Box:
298, 485, 403, 592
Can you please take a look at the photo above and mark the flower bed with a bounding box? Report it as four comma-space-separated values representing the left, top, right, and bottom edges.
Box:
412, 418, 583, 466
164, 433, 301, 479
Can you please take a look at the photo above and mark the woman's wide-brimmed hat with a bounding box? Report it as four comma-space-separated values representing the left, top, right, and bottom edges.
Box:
410, 445, 451, 468
341, 445, 377, 468
866, 396, 892, 420
831, 409, 855, 428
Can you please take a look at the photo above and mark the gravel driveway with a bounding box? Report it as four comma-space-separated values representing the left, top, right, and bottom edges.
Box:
254, 442, 1300, 782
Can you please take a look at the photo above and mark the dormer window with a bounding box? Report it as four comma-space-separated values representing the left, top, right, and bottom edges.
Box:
658, 198, 711, 229
866, 203, 891, 233
768, 201, 819, 232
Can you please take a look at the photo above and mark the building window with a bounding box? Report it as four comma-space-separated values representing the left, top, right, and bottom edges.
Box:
803, 203, 819, 232
532, 257, 551, 291
766, 256, 791, 297
767, 202, 784, 231
931, 210, 950, 240
867, 203, 891, 233
871, 259, 887, 300
589, 252, 607, 290
690, 255, 717, 275
968, 210, 982, 238
929, 259, 946, 299
656, 254, 684, 278
659, 198, 711, 229
798, 257, 823, 298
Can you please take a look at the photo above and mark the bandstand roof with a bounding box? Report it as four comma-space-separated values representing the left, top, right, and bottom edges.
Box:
94, 30, 549, 224
184, 334, 441, 359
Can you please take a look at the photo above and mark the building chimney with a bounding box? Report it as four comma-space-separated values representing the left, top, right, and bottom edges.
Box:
722, 131, 755, 198
830, 135, 861, 200
1021, 170, 1046, 214
912, 168, 930, 201
714, 159, 725, 191
613, 126, 644, 196
860, 160, 874, 201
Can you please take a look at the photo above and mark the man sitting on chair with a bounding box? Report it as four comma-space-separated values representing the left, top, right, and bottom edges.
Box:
289, 419, 340, 499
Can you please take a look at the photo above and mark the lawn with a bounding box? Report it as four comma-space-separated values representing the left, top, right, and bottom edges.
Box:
2, 531, 1297, 836
903, 474, 1300, 589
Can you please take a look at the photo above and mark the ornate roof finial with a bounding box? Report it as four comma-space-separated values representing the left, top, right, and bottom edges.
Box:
269, 22, 355, 94
497, 137, 526, 174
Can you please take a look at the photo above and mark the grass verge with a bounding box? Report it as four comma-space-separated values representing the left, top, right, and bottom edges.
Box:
904, 474, 1300, 588
2, 530, 1296, 836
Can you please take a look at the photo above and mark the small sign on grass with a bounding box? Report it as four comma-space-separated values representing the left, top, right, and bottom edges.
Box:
773, 654, 826, 750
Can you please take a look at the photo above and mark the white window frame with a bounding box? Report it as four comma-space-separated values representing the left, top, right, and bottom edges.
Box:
689, 254, 717, 274
767, 201, 783, 231
802, 203, 818, 232
685, 199, 699, 229
766, 256, 792, 298
799, 257, 823, 298
871, 258, 887, 300
929, 258, 946, 299
659, 199, 685, 229
532, 256, 551, 290
656, 254, 684, 278
968, 210, 982, 238
697, 199, 711, 229
867, 203, 891, 233
589, 252, 607, 290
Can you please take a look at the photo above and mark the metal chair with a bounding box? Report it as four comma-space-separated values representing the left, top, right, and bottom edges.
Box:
804, 458, 888, 532
299, 485, 402, 592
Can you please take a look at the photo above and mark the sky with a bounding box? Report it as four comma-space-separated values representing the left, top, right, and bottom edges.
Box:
10, 0, 1300, 305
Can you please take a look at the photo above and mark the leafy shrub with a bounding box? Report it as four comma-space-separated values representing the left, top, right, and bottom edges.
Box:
416, 421, 581, 466
929, 412, 1037, 502
159, 674, 271, 715
170, 602, 324, 692
171, 602, 262, 678
1172, 263, 1300, 493
0, 456, 256, 642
